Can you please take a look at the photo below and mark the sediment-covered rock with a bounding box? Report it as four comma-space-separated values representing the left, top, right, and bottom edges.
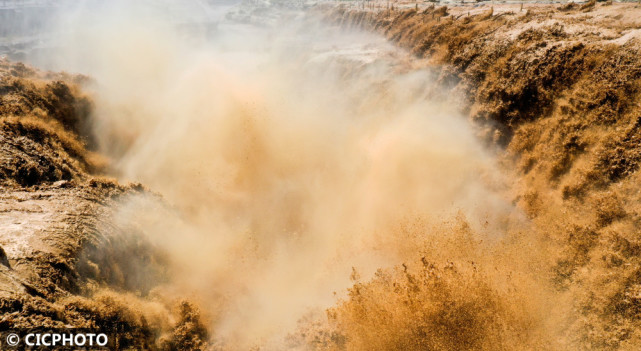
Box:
0, 59, 208, 350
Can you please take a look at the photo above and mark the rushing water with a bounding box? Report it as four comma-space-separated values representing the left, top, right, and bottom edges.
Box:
6, 1, 539, 348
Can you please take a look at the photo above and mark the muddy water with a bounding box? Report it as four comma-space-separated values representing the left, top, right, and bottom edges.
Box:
17, 2, 541, 349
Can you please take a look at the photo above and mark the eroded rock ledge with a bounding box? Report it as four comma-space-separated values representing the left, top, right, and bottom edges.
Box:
0, 59, 207, 350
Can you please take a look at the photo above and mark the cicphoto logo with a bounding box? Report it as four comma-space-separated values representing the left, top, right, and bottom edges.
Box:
3, 330, 109, 349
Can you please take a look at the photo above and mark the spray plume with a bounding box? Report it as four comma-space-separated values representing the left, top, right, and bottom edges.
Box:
27, 1, 563, 349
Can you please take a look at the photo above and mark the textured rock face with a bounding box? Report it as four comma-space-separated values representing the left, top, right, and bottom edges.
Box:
0, 59, 208, 350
